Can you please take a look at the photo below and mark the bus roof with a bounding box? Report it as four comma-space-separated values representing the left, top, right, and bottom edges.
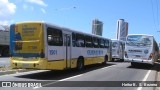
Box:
111, 39, 125, 41
13, 21, 111, 41
111, 39, 118, 41
111, 39, 125, 43
15, 21, 44, 24
45, 22, 111, 40
127, 34, 153, 37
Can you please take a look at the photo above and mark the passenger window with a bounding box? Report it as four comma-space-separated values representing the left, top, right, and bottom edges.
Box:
85, 36, 93, 48
76, 34, 85, 47
47, 27, 63, 46
93, 37, 99, 48
104, 40, 109, 48
72, 33, 76, 47
64, 34, 70, 46
100, 39, 105, 48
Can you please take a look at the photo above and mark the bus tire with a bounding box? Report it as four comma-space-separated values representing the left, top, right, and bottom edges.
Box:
77, 57, 84, 71
112, 58, 115, 62
131, 62, 137, 67
120, 59, 124, 62
102, 55, 108, 65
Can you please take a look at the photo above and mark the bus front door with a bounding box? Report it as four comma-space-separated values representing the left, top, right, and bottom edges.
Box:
64, 34, 71, 69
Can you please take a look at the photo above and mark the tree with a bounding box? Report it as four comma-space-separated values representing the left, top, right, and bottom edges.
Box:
0, 25, 9, 31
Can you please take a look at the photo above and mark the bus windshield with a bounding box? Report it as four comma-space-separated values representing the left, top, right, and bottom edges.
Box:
112, 42, 118, 48
126, 35, 152, 46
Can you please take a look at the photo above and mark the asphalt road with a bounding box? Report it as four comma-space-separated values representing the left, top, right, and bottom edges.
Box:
0, 62, 159, 90
0, 57, 10, 67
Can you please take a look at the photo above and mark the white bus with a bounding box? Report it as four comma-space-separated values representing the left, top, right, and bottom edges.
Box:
112, 39, 125, 61
10, 21, 112, 70
124, 34, 159, 66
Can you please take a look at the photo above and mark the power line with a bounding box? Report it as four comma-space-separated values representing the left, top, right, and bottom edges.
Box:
150, 0, 157, 31
156, 0, 159, 30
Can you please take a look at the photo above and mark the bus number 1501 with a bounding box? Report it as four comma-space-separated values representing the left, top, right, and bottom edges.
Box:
50, 50, 57, 55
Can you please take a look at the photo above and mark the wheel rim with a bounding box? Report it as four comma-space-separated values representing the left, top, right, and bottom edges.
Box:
78, 60, 83, 70
79, 61, 82, 69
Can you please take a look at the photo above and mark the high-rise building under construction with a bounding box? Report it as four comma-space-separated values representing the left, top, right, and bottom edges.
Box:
116, 19, 128, 41
92, 19, 103, 36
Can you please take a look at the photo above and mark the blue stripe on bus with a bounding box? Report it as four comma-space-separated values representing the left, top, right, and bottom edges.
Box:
12, 53, 41, 57
10, 24, 15, 55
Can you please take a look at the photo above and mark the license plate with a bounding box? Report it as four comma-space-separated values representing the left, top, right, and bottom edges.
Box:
23, 63, 29, 67
23, 58, 33, 60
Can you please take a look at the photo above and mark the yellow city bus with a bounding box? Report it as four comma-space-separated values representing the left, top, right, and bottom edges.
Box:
10, 21, 112, 70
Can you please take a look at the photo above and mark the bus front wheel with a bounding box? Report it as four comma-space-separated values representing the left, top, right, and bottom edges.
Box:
131, 62, 137, 66
77, 58, 84, 71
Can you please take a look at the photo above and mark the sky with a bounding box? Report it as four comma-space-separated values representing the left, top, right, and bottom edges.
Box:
0, 0, 160, 43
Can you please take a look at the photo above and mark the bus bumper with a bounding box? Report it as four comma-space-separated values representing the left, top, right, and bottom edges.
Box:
124, 58, 154, 65
112, 55, 120, 59
10, 58, 47, 70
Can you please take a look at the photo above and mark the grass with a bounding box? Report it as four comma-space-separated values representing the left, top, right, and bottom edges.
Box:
0, 65, 11, 71
0, 65, 34, 76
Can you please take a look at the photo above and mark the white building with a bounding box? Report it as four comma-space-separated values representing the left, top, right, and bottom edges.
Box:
116, 19, 128, 41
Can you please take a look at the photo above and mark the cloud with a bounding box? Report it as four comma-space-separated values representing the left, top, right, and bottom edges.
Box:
0, 21, 8, 25
41, 8, 46, 14
23, 4, 28, 10
23, 4, 34, 11
55, 7, 76, 11
24, 0, 47, 14
0, 20, 14, 25
0, 0, 16, 25
26, 0, 47, 7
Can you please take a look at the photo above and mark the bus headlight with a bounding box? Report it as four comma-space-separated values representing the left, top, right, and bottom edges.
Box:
148, 53, 153, 60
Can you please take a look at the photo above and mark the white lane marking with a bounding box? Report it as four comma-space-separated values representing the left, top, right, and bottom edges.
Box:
59, 74, 83, 81
137, 70, 151, 90
33, 64, 117, 89
33, 74, 83, 89
100, 65, 116, 70
142, 70, 151, 81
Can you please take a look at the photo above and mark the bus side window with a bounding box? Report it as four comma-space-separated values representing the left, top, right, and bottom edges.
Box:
93, 37, 99, 48
72, 33, 76, 47
104, 40, 109, 48
47, 27, 63, 46
100, 39, 105, 48
64, 34, 70, 46
76, 33, 85, 47
85, 35, 93, 48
